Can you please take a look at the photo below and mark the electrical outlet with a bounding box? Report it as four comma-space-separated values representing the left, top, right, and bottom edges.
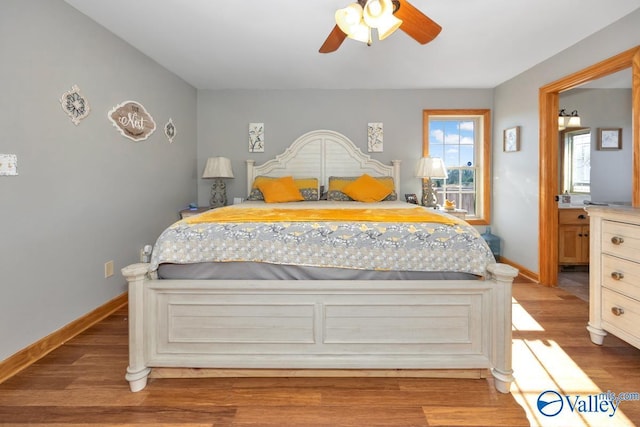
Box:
104, 260, 114, 278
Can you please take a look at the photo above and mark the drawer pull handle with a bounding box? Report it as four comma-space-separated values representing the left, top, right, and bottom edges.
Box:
611, 236, 624, 245
611, 271, 624, 281
578, 214, 586, 220
611, 307, 625, 316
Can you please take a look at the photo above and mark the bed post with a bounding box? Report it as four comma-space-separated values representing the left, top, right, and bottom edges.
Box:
391, 160, 401, 194
486, 263, 518, 393
246, 159, 256, 197
121, 263, 151, 392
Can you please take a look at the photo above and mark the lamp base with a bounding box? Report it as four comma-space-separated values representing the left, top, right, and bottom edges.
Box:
422, 179, 438, 208
210, 178, 227, 208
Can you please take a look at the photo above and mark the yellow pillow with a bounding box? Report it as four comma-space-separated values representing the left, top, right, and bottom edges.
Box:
341, 174, 393, 202
327, 175, 396, 201
250, 176, 319, 201
256, 176, 305, 203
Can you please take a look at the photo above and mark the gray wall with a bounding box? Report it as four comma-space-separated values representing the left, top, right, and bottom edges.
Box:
0, 0, 197, 361
492, 9, 640, 274
197, 89, 493, 205
560, 88, 633, 203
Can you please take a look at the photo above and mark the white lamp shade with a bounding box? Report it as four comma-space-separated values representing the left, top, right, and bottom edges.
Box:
363, 0, 402, 40
558, 109, 581, 129
335, 3, 370, 43
202, 157, 234, 179
558, 115, 566, 130
374, 14, 402, 40
567, 115, 581, 127
415, 157, 448, 179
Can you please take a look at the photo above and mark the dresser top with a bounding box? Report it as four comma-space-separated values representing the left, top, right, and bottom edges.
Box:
586, 205, 640, 221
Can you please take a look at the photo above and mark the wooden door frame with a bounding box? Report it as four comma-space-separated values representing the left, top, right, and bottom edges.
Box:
539, 46, 640, 286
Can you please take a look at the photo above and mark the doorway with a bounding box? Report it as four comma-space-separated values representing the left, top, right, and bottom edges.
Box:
538, 46, 640, 286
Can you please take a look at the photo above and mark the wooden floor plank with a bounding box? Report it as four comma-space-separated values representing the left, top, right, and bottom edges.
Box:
1, 281, 639, 425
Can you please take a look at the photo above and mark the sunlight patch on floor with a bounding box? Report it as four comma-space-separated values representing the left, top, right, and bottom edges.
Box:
512, 298, 544, 331
509, 299, 634, 426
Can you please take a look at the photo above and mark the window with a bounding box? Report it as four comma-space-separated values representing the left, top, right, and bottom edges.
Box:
423, 109, 491, 225
562, 129, 591, 194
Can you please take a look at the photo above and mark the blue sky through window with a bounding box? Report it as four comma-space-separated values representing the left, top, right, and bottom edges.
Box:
428, 120, 475, 167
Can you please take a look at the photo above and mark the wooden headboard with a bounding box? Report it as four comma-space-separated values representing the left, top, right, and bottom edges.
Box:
246, 129, 401, 196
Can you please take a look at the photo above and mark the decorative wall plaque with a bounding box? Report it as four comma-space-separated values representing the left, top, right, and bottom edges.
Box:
164, 118, 176, 143
108, 100, 156, 141
60, 84, 90, 125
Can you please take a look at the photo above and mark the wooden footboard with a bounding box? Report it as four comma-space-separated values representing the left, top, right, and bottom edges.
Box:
121, 263, 518, 393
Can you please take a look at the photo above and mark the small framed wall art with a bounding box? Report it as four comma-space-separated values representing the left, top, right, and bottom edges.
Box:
503, 126, 520, 152
367, 122, 383, 152
249, 123, 264, 152
0, 154, 18, 176
597, 128, 622, 150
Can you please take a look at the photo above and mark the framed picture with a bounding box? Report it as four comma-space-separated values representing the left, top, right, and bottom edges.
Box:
404, 193, 418, 204
249, 123, 264, 152
367, 122, 383, 152
503, 126, 520, 152
0, 154, 18, 176
597, 128, 622, 150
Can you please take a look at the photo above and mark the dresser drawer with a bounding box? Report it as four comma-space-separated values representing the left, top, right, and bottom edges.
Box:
602, 288, 640, 341
559, 209, 589, 225
602, 220, 640, 263
602, 254, 640, 301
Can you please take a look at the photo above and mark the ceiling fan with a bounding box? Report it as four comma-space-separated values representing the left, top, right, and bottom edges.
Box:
319, 0, 441, 53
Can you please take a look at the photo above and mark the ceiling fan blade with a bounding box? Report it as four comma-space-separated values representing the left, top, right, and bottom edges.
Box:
395, 0, 442, 45
319, 25, 347, 53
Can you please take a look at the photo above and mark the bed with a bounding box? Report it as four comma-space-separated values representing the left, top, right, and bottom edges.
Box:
121, 129, 518, 393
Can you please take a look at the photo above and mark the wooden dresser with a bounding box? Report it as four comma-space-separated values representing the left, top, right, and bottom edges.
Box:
586, 206, 640, 350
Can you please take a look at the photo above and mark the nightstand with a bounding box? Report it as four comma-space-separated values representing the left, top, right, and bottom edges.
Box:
179, 207, 213, 219
438, 208, 467, 220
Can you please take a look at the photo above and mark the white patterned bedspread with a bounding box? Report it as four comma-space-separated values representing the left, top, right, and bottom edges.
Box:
150, 201, 495, 276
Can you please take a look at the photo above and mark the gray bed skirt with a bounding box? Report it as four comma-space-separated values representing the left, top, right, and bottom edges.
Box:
157, 262, 479, 281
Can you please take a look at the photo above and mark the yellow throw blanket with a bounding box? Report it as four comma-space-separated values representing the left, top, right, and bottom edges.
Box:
185, 206, 463, 226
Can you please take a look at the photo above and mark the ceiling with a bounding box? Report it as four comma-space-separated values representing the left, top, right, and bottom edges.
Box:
64, 0, 640, 90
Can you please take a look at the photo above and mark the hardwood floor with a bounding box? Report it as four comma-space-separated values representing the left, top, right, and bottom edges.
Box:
1, 281, 639, 426
558, 269, 590, 301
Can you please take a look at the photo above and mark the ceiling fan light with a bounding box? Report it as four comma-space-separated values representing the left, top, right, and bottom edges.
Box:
335, 3, 364, 35
363, 0, 393, 27
349, 23, 371, 43
375, 14, 402, 40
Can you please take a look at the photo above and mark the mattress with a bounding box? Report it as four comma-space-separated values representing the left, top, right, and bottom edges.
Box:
150, 201, 495, 280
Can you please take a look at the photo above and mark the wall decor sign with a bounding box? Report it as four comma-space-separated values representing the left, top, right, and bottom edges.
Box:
108, 100, 156, 142
249, 123, 264, 152
597, 128, 622, 150
503, 126, 520, 152
60, 84, 90, 125
0, 154, 18, 176
367, 122, 383, 152
164, 118, 176, 143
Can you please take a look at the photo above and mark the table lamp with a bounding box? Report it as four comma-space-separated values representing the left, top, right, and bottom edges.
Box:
202, 157, 234, 207
415, 157, 448, 208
